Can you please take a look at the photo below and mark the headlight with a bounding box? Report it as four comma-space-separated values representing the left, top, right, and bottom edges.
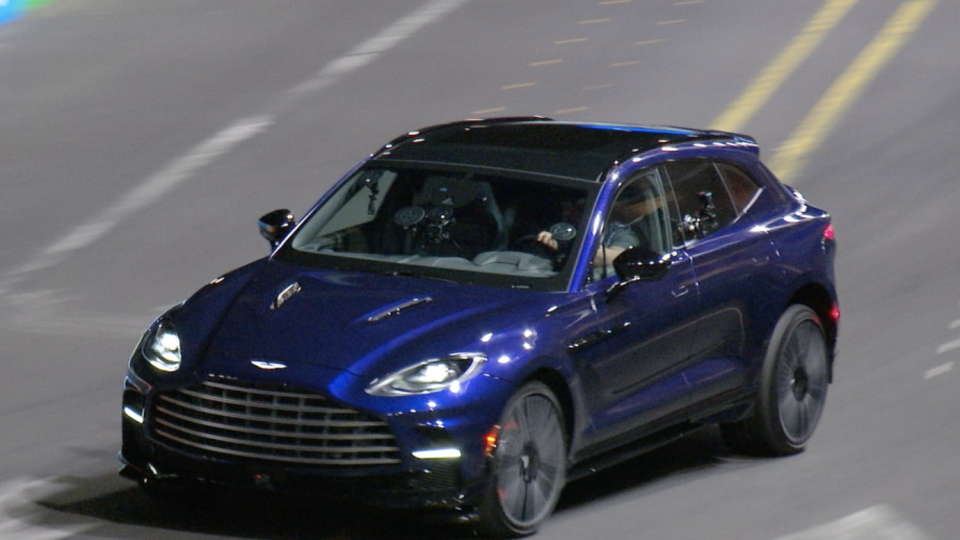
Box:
142, 319, 182, 373
366, 353, 486, 396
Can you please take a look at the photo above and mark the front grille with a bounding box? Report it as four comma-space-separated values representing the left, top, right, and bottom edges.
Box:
150, 378, 401, 466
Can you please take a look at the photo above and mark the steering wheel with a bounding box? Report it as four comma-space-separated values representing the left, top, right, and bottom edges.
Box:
512, 222, 577, 256
547, 222, 577, 242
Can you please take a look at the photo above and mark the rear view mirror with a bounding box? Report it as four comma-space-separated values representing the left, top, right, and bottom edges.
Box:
258, 209, 295, 249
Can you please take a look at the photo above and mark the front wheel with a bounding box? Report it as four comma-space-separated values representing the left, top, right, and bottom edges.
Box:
722, 305, 830, 456
477, 382, 567, 537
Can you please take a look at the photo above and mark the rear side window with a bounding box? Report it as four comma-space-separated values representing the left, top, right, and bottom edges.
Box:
664, 160, 737, 240
715, 162, 762, 213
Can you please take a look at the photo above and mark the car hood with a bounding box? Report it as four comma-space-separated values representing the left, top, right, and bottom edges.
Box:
200, 262, 544, 378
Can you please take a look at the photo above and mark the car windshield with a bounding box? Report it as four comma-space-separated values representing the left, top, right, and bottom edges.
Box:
277, 163, 596, 291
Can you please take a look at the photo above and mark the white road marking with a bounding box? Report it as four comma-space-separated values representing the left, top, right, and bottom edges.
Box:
2, 288, 149, 337
7, 116, 273, 281
774, 505, 931, 540
925, 361, 954, 380
936, 337, 960, 355
0, 0, 471, 294
925, 303, 960, 378
282, 0, 469, 102
0, 477, 94, 540
353, 0, 470, 56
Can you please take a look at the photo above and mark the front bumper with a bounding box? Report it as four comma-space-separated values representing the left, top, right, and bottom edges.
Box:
118, 442, 470, 509
120, 373, 512, 510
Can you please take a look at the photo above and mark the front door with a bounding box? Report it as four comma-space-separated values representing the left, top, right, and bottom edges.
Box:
570, 168, 701, 451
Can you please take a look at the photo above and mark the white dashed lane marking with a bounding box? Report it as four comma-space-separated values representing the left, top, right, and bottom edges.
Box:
0, 478, 93, 540
0, 477, 936, 540
935, 337, 960, 355
926, 299, 960, 379
926, 300, 960, 380
924, 361, 954, 380
0, 0, 471, 293
774, 505, 932, 540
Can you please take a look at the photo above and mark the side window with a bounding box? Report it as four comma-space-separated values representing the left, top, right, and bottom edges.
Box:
664, 160, 737, 241
716, 163, 762, 213
593, 168, 671, 278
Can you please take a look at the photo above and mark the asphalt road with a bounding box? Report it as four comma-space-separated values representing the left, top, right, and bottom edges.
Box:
1, 0, 958, 538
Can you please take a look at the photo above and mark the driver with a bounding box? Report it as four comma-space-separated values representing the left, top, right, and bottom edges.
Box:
535, 197, 585, 250
537, 198, 641, 266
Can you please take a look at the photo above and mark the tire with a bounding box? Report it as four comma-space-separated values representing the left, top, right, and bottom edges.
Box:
477, 382, 567, 537
721, 305, 830, 456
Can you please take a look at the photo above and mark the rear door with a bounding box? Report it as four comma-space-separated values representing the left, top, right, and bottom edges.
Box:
663, 159, 780, 404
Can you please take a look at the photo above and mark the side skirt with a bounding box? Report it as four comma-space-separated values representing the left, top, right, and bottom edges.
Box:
568, 390, 754, 481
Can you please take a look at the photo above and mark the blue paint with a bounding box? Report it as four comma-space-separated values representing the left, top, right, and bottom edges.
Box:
117, 118, 840, 533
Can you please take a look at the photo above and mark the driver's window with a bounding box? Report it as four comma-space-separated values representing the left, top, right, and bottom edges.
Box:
593, 168, 670, 279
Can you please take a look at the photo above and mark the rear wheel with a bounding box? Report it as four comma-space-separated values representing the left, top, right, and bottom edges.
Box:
477, 381, 567, 537
722, 305, 829, 456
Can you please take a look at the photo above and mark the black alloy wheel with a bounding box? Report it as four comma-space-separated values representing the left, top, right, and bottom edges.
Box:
722, 304, 830, 456
479, 381, 567, 537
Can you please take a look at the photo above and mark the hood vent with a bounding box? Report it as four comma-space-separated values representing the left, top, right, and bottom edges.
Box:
363, 296, 433, 323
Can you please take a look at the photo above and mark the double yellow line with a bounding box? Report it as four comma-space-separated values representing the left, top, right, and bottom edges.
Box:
709, 0, 938, 183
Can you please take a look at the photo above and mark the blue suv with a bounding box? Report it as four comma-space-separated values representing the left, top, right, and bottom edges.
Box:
120, 118, 839, 537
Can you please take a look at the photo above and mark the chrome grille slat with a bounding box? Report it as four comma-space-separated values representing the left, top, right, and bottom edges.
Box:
176, 388, 350, 415
154, 418, 399, 453
150, 378, 402, 466
154, 406, 393, 441
154, 429, 400, 466
157, 395, 384, 427
201, 380, 323, 399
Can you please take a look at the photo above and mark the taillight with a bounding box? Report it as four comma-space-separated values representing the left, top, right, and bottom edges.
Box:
823, 223, 835, 241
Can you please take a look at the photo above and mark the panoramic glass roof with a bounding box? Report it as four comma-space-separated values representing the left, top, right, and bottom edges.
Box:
377, 119, 722, 180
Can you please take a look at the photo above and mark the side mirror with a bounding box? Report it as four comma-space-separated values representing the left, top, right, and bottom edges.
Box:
606, 247, 671, 301
258, 209, 296, 249
614, 247, 671, 281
